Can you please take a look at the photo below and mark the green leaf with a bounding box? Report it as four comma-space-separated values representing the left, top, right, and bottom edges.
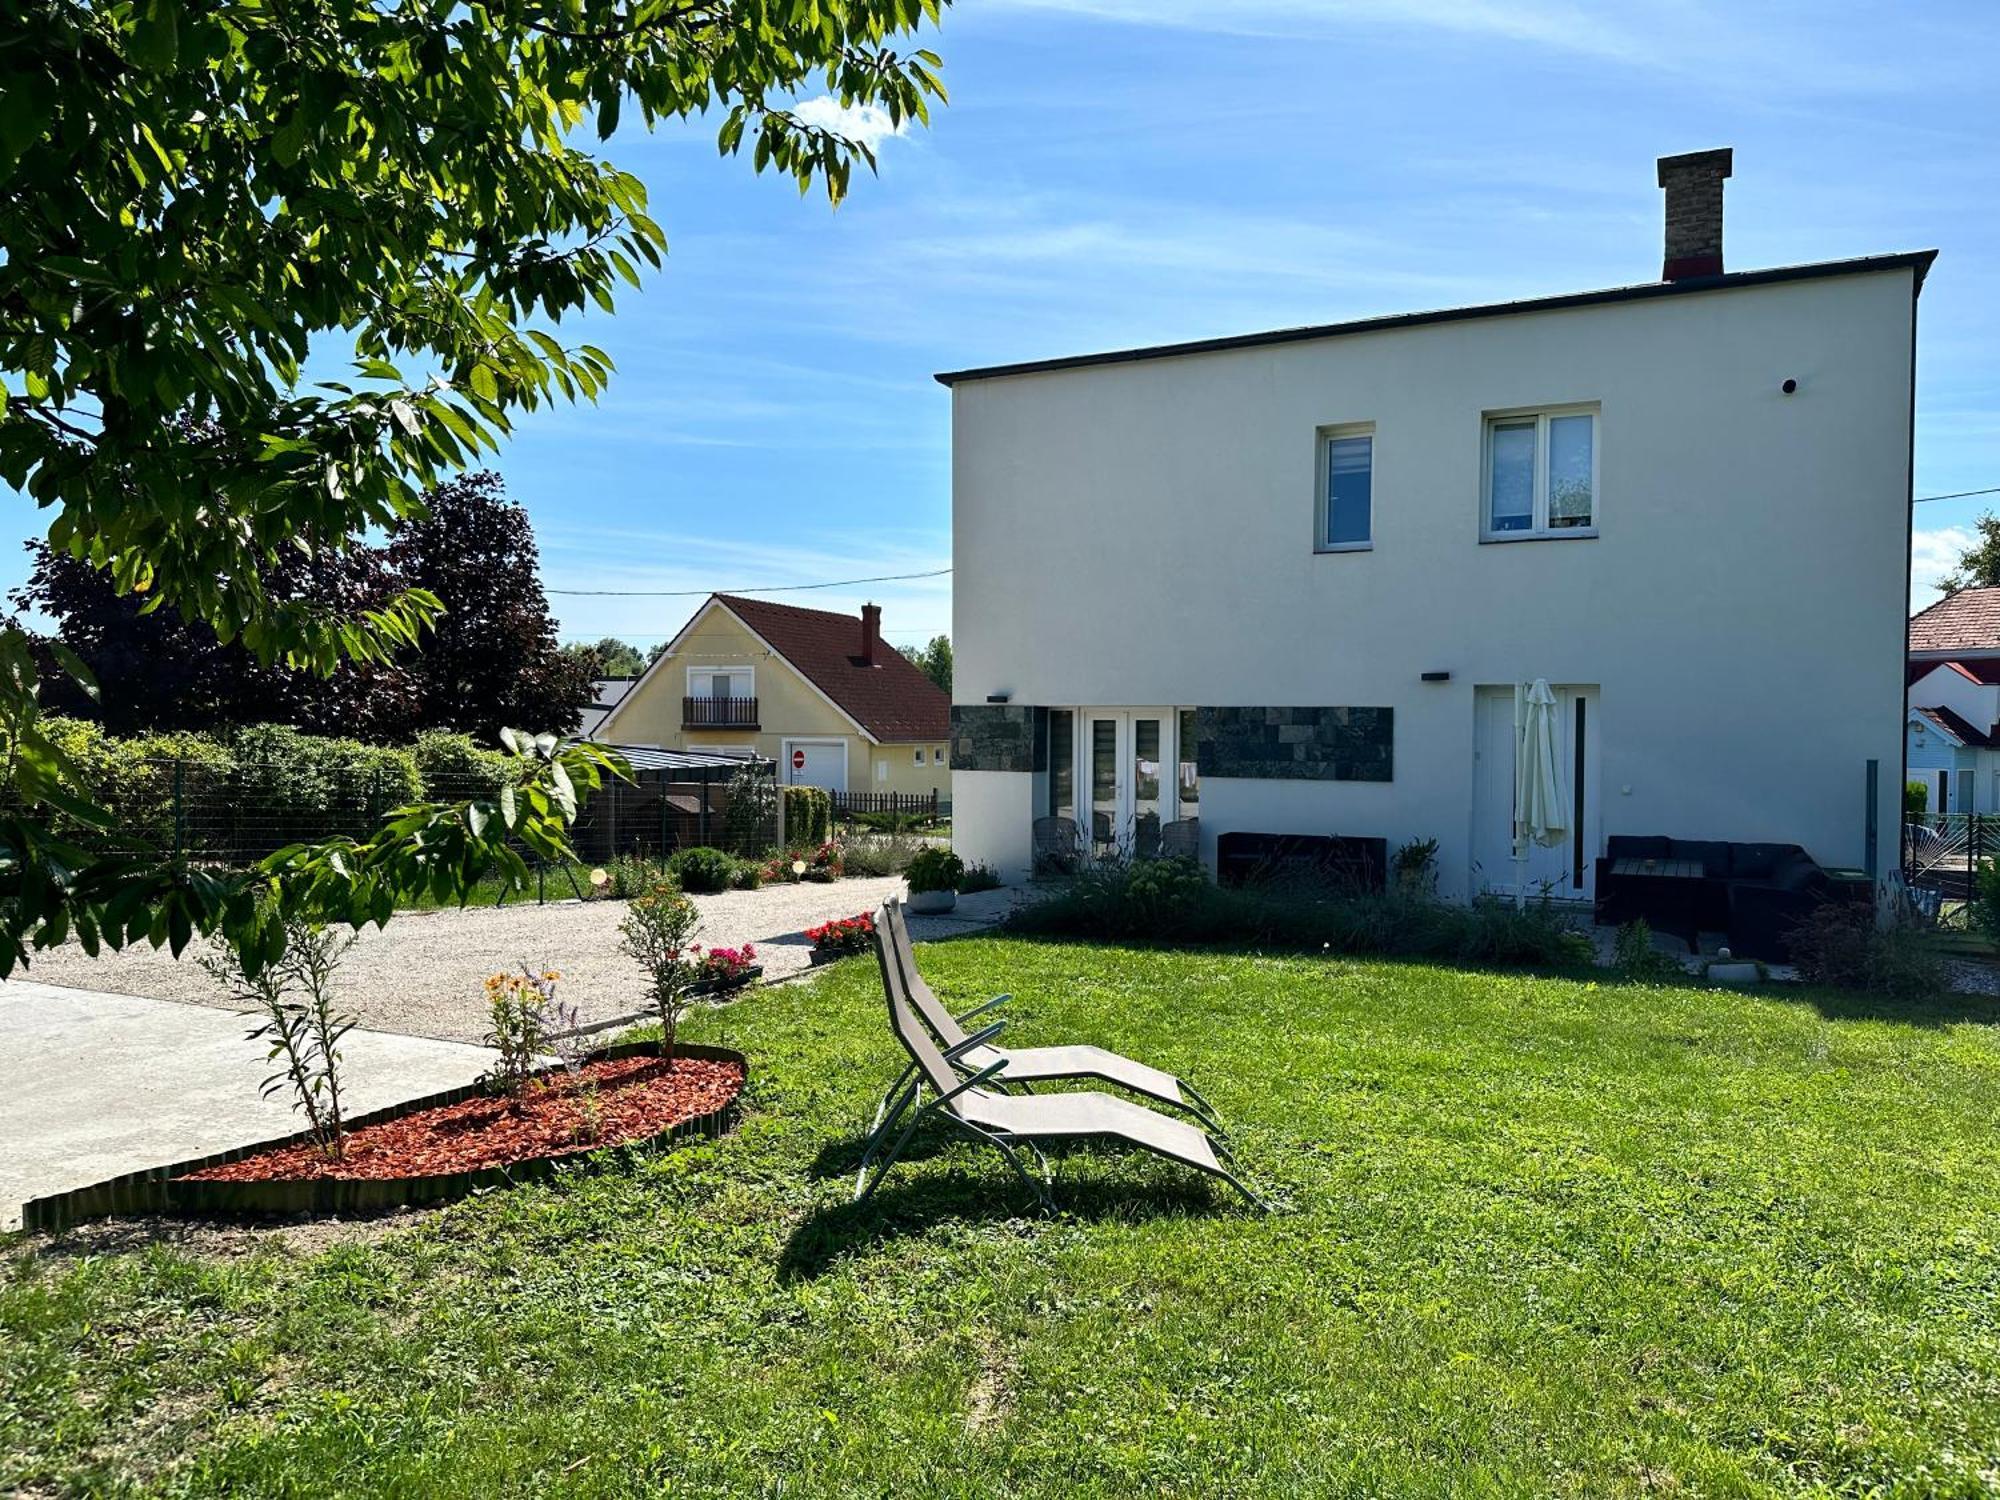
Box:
128, 0, 180, 72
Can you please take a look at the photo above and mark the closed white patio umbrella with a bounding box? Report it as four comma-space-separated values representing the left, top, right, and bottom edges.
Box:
1513, 678, 1569, 907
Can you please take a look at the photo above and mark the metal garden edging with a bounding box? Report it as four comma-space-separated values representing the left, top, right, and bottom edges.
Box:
19, 1041, 747, 1233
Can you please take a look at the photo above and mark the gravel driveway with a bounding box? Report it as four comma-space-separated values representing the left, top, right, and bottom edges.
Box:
20, 875, 1002, 1043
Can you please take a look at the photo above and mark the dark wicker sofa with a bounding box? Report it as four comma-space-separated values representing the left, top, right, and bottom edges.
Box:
1595, 835, 1833, 962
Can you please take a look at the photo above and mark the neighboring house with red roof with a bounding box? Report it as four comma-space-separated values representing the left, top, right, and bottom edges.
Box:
1908, 588, 2000, 814
593, 594, 950, 798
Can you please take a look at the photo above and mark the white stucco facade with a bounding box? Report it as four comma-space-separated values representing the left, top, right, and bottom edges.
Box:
946, 259, 1925, 894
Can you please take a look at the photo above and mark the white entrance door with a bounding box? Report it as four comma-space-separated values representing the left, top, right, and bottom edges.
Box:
1472, 684, 1601, 900
782, 739, 848, 792
1080, 711, 1170, 859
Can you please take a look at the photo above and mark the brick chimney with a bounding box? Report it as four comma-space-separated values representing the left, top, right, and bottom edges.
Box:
860, 602, 882, 667
1657, 148, 1732, 281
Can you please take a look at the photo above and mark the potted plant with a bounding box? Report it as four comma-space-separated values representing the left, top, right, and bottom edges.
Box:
691, 943, 760, 996
904, 845, 965, 914
805, 913, 875, 964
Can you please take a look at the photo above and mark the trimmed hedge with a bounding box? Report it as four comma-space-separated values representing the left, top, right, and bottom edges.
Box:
410, 730, 513, 799
783, 784, 832, 847
37, 717, 431, 858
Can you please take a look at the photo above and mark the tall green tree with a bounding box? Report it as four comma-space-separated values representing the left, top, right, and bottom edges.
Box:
1939, 512, 2000, 596
900, 634, 952, 694
0, 0, 948, 974
575, 637, 647, 677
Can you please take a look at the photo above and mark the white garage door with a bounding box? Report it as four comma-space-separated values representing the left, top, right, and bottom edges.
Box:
782, 740, 847, 792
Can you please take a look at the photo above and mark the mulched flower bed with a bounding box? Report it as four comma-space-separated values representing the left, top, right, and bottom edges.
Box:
177, 1053, 745, 1184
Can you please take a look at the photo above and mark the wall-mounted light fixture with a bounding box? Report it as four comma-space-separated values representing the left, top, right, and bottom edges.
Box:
1420, 671, 1451, 683
1781, 378, 1798, 395
986, 691, 1012, 704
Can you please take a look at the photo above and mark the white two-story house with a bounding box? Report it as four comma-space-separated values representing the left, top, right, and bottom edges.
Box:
942, 150, 1932, 898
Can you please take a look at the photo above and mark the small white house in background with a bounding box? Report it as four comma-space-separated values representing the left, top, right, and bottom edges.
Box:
1906, 588, 2000, 815
942, 150, 1933, 896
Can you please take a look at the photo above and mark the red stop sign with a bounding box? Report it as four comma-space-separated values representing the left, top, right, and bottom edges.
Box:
791, 749, 806, 771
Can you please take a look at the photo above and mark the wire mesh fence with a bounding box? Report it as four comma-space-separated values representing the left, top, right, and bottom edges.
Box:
18, 754, 785, 902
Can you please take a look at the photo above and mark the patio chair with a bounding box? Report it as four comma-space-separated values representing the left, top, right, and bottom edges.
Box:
1031, 816, 1083, 876
869, 897, 1225, 1140
1158, 817, 1200, 861
855, 911, 1269, 1211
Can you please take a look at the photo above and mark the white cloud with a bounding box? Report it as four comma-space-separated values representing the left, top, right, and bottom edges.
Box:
1911, 526, 1973, 612
792, 96, 907, 152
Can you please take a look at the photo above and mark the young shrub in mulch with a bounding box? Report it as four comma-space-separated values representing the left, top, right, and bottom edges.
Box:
620, 880, 703, 1058
199, 915, 358, 1161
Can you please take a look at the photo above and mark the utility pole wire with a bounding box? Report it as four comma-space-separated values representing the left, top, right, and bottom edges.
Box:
547, 566, 951, 597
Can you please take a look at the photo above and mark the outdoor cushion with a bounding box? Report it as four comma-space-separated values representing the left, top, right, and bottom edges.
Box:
1607, 835, 1671, 862
1728, 842, 1801, 881
1765, 852, 1828, 895
1670, 840, 1733, 879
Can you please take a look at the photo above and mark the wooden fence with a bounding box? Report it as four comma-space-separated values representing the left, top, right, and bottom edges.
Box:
830, 789, 941, 824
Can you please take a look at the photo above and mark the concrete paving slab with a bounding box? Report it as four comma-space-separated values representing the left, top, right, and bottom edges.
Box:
0, 979, 493, 1231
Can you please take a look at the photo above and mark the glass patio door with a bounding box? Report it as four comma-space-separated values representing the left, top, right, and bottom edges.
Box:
1083, 711, 1167, 859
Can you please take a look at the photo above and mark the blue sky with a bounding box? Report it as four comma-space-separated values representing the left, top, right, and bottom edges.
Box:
10, 1, 1998, 647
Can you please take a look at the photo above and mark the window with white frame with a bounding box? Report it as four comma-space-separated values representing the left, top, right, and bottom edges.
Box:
876, 760, 889, 784
687, 666, 753, 699
1482, 406, 1597, 540
1317, 423, 1374, 551
913, 747, 925, 766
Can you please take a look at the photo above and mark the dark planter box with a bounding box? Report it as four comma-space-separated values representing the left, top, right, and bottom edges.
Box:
19, 1041, 747, 1233
688, 964, 762, 997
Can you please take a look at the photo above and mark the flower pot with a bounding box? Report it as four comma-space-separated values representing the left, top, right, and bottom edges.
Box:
906, 887, 958, 914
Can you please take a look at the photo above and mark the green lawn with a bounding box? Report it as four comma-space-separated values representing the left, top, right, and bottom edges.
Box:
7, 940, 2000, 1495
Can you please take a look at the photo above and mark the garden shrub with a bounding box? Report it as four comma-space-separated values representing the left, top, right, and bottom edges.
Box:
783, 784, 832, 846
904, 845, 964, 893
619, 881, 703, 1059
668, 845, 738, 895
730, 860, 763, 890
601, 853, 670, 900
1789, 901, 1944, 999
1905, 779, 1930, 815
411, 730, 513, 799
957, 861, 1003, 894
842, 831, 926, 877
1611, 919, 1687, 983
1009, 857, 1591, 968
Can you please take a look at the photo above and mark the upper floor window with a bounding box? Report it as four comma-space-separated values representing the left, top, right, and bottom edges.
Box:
1482, 407, 1597, 541
1317, 424, 1374, 552
688, 666, 752, 699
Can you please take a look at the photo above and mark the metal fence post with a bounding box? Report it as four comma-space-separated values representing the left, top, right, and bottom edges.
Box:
172, 759, 185, 866
1864, 757, 1878, 882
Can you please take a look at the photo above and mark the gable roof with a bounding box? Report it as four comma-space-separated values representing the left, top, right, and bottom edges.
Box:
935, 250, 1936, 387
1912, 704, 1997, 749
1910, 588, 2000, 655
710, 595, 948, 742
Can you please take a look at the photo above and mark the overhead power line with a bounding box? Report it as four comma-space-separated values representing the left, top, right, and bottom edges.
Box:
1915, 486, 2000, 504
547, 566, 952, 597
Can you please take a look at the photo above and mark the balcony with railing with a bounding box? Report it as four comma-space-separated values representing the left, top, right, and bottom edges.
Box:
682, 695, 760, 729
